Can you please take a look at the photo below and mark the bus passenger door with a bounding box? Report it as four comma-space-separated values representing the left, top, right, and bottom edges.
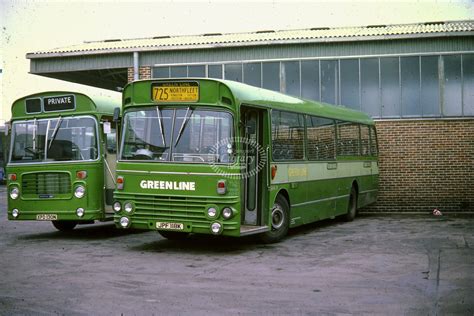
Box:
103, 121, 117, 213
242, 107, 268, 226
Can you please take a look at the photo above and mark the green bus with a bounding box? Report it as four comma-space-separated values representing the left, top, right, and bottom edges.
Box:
7, 91, 121, 231
113, 79, 378, 242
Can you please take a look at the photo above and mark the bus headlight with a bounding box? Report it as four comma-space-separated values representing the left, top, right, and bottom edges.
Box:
12, 209, 19, 218
207, 207, 218, 218
74, 185, 85, 198
76, 208, 85, 217
210, 222, 223, 235
120, 217, 130, 228
113, 202, 122, 212
124, 202, 133, 213
10, 187, 20, 200
222, 207, 233, 219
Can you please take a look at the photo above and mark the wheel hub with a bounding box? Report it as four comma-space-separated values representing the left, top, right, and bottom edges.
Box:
271, 205, 285, 230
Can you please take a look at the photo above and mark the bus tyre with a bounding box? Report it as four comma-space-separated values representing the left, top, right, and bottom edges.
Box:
52, 221, 77, 232
260, 195, 290, 244
158, 231, 190, 240
343, 187, 358, 222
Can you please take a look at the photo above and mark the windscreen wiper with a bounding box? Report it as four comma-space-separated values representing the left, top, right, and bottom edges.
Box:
156, 106, 166, 146
175, 107, 193, 146
48, 116, 63, 150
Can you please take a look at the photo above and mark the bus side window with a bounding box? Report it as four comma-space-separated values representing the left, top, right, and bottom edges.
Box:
306, 116, 336, 160
106, 126, 117, 154
271, 110, 304, 161
369, 126, 378, 156
360, 125, 370, 156
336, 121, 360, 156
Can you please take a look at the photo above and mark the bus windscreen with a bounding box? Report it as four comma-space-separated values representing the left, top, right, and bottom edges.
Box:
10, 116, 98, 163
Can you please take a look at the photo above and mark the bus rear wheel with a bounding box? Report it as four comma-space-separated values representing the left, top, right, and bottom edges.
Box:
343, 187, 358, 222
52, 221, 77, 232
158, 231, 189, 240
259, 194, 289, 244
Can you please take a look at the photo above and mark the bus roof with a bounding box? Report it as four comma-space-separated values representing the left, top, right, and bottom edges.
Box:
125, 78, 374, 125
11, 91, 121, 120
218, 79, 374, 125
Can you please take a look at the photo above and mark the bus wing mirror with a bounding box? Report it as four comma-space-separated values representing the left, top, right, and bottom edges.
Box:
103, 121, 111, 134
4, 121, 10, 135
113, 107, 120, 123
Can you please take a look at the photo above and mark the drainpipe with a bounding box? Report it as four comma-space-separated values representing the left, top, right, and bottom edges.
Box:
133, 52, 139, 81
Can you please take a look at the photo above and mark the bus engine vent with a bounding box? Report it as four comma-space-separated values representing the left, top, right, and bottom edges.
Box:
22, 172, 71, 196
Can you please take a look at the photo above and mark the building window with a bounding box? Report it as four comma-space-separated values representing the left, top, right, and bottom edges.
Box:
263, 62, 280, 92
224, 64, 243, 82
283, 61, 300, 97
463, 54, 474, 116
243, 63, 261, 87
401, 56, 421, 117
152, 52, 472, 119
271, 110, 305, 161
321, 60, 338, 105
340, 59, 360, 111
421, 56, 440, 116
443, 55, 462, 116
188, 65, 205, 77
170, 66, 186, 78
153, 67, 170, 78
380, 57, 401, 118
360, 58, 380, 117
208, 65, 223, 79
301, 60, 320, 101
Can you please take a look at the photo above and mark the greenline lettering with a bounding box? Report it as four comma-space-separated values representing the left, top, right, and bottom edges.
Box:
140, 180, 196, 191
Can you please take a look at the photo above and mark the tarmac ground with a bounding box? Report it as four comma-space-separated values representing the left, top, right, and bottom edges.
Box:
0, 185, 473, 315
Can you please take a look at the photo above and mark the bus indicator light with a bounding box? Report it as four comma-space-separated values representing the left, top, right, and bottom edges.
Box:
117, 176, 124, 190
217, 180, 226, 195
271, 165, 278, 180
9, 174, 17, 181
76, 171, 87, 179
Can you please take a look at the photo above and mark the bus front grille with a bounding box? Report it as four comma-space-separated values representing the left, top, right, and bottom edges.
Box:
22, 172, 71, 195
115, 192, 239, 222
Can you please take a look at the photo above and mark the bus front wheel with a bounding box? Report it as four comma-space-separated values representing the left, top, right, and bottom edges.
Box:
52, 221, 77, 232
343, 187, 358, 222
260, 194, 289, 244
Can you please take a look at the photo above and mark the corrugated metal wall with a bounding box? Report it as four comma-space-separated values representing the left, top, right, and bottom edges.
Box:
140, 37, 474, 66
29, 37, 474, 73
30, 54, 133, 73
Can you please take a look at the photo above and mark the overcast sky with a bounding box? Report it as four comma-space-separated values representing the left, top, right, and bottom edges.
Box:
1, 0, 473, 122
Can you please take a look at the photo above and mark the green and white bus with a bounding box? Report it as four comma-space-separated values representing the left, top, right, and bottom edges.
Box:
113, 79, 378, 242
7, 91, 121, 231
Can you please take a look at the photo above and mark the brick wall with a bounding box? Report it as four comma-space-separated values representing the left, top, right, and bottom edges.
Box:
127, 66, 152, 82
363, 119, 474, 213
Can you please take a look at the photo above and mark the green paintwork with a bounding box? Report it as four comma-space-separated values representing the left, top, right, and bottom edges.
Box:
115, 78, 378, 237
7, 91, 121, 223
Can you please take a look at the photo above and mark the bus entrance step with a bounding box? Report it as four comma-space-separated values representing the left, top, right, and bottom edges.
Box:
240, 225, 270, 236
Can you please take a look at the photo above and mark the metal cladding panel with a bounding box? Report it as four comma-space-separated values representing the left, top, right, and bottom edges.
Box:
141, 37, 474, 66
27, 20, 474, 57
31, 54, 133, 73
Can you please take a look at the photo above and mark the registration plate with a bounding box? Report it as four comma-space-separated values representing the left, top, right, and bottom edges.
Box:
152, 82, 199, 102
156, 222, 184, 230
36, 214, 58, 221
